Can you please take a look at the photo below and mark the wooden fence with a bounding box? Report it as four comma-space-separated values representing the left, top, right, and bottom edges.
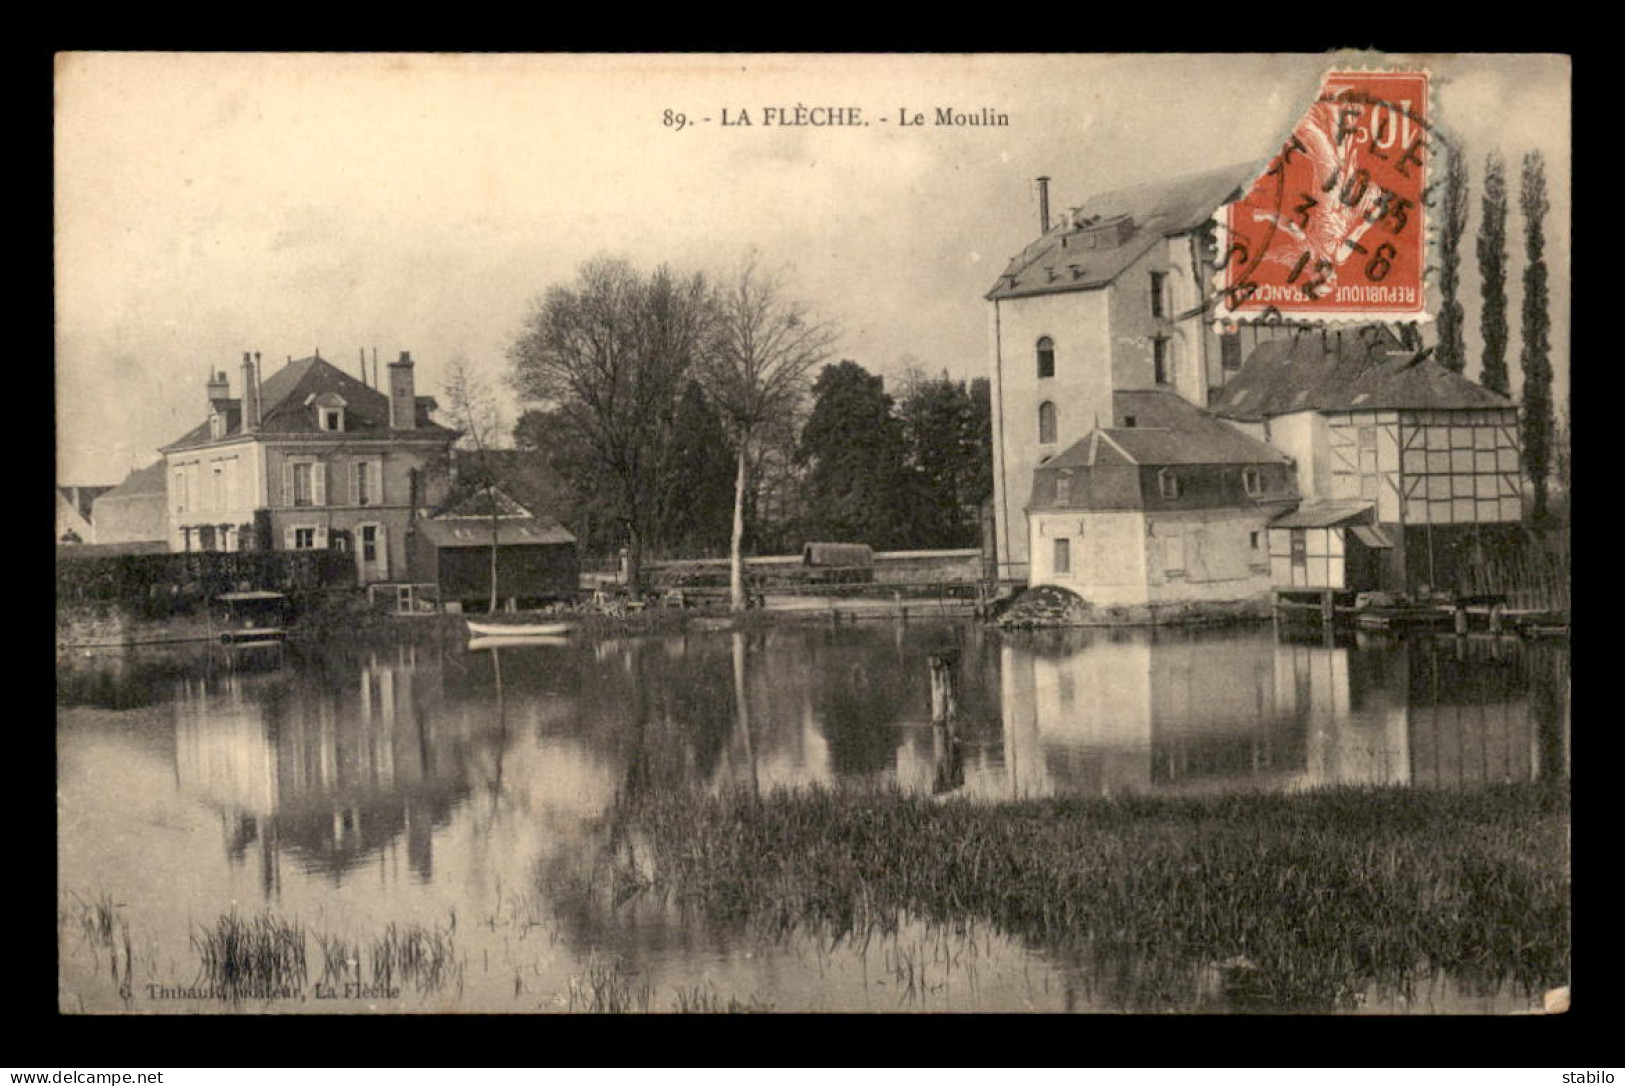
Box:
1457, 529, 1570, 612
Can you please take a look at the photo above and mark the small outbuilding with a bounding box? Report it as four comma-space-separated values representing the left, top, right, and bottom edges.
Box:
408, 484, 578, 611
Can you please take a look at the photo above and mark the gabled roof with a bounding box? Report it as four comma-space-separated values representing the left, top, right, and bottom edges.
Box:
446, 448, 573, 520
57, 485, 115, 519
1045, 390, 1292, 470
432, 483, 534, 520
986, 160, 1264, 301
97, 460, 167, 499
1210, 332, 1515, 422
162, 355, 454, 452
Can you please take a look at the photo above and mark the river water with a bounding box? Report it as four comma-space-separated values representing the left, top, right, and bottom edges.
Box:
56, 620, 1569, 1014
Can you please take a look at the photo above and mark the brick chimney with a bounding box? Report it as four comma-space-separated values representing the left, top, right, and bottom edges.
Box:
241, 352, 262, 432
207, 369, 231, 410
388, 350, 416, 430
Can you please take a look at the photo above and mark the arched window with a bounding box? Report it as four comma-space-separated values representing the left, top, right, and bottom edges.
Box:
1036, 336, 1055, 379
1038, 401, 1057, 445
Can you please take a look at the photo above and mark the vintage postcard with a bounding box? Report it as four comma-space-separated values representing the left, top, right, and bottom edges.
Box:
55, 51, 1570, 1015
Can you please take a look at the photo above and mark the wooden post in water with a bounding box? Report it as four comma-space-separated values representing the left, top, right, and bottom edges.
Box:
1320, 589, 1335, 627
1489, 602, 1504, 634
929, 649, 963, 793
895, 591, 906, 623
1454, 605, 1468, 635
929, 650, 960, 725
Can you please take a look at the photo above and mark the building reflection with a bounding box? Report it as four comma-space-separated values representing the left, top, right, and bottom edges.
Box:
997, 629, 1569, 798
172, 644, 496, 897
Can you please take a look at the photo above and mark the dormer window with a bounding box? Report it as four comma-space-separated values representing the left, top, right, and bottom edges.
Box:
1158, 469, 1181, 499
1055, 470, 1072, 504
210, 413, 225, 440
312, 391, 349, 432
1242, 467, 1263, 497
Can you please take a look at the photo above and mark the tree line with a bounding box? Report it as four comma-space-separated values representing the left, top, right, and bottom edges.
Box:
484, 255, 991, 606
1435, 146, 1562, 523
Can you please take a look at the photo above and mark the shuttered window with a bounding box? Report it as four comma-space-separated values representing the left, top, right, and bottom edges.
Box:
350, 459, 382, 506
284, 458, 326, 507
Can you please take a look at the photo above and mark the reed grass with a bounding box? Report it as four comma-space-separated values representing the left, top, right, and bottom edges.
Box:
369, 922, 458, 994
615, 781, 1569, 1012
190, 910, 307, 999
670, 983, 773, 1013
566, 953, 652, 1013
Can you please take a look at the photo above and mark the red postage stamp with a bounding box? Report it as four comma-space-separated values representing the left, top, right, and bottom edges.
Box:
1217, 69, 1429, 322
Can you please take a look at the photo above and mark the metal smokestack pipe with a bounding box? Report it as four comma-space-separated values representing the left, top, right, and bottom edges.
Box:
1036, 176, 1052, 234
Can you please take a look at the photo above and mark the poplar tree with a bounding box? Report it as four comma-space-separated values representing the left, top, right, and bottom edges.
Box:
1476, 151, 1510, 395
1519, 151, 1553, 522
1436, 144, 1470, 373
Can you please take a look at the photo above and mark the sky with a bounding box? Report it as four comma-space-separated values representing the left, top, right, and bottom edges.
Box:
54, 51, 1570, 485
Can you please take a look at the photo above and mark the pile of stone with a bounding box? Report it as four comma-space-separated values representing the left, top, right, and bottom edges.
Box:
995, 585, 1093, 628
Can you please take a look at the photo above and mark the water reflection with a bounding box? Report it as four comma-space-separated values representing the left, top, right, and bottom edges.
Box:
996, 628, 1568, 799
172, 644, 498, 894
56, 622, 1568, 1013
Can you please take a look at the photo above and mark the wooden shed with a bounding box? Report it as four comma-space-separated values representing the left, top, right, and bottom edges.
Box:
408, 483, 578, 611
410, 517, 578, 611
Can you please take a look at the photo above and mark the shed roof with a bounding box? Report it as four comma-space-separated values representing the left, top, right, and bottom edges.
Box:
1210, 332, 1515, 422
986, 161, 1264, 301
1268, 500, 1375, 528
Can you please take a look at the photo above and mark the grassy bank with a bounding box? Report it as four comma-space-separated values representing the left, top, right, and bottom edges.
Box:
614, 782, 1570, 1011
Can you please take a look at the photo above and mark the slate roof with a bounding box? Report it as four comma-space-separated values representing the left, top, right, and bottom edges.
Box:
416, 516, 576, 548
1210, 333, 1515, 422
1044, 390, 1292, 469
162, 355, 454, 452
986, 161, 1265, 301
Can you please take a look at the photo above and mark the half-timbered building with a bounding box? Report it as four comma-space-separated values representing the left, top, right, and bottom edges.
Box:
1211, 328, 1522, 593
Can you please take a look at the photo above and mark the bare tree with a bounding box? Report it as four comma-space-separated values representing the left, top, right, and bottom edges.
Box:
442, 359, 506, 613
509, 257, 712, 591
698, 257, 838, 612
